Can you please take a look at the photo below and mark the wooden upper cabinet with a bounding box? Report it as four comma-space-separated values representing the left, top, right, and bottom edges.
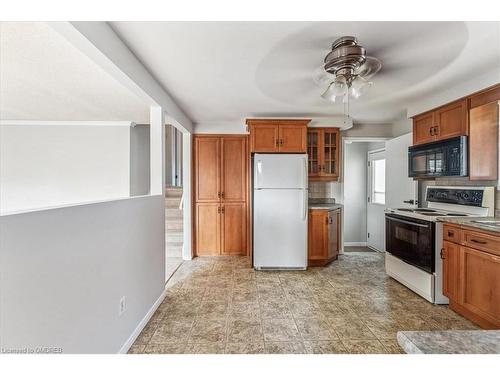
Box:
278, 124, 307, 152
413, 112, 436, 145
247, 119, 309, 153
194, 137, 220, 202
412, 99, 468, 145
249, 123, 279, 152
221, 137, 247, 202
442, 240, 461, 302
308, 128, 340, 181
469, 98, 499, 181
435, 99, 468, 140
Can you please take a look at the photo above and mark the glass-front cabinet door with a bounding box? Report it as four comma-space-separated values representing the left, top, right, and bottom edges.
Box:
322, 129, 339, 178
307, 128, 340, 181
307, 130, 320, 177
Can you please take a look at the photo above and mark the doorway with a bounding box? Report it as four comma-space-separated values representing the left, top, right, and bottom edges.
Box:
342, 138, 387, 253
367, 149, 386, 251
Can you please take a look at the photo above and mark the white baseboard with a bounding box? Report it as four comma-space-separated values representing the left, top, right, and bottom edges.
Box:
344, 242, 367, 247
118, 288, 168, 354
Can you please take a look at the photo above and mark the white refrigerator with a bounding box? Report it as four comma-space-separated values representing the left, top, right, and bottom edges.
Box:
253, 154, 308, 270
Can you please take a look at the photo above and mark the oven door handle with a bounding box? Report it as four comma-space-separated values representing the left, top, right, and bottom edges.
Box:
386, 216, 430, 228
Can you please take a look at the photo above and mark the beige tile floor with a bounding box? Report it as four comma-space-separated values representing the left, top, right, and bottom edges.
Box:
128, 253, 478, 354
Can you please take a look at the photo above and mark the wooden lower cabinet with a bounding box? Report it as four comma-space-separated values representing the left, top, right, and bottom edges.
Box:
193, 135, 248, 257
221, 203, 246, 255
460, 246, 500, 328
442, 224, 500, 329
442, 240, 461, 302
308, 209, 340, 266
195, 203, 221, 256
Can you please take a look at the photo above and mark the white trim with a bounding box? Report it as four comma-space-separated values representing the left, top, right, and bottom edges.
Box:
344, 242, 368, 247
0, 120, 136, 127
118, 287, 168, 354
367, 147, 386, 155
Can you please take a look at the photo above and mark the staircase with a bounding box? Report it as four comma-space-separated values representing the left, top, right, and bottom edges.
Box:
165, 187, 184, 259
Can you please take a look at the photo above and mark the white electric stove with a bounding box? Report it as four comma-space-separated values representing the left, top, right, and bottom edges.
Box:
385, 186, 495, 304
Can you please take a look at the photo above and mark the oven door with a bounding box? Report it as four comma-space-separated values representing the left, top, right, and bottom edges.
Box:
385, 214, 435, 273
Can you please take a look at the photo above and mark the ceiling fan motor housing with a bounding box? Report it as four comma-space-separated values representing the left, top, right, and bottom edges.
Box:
324, 36, 367, 79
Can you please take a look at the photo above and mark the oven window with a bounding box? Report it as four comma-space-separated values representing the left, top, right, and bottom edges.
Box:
386, 214, 435, 273
395, 227, 418, 245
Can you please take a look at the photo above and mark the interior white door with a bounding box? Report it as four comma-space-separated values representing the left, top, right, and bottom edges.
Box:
385, 133, 418, 209
367, 149, 386, 251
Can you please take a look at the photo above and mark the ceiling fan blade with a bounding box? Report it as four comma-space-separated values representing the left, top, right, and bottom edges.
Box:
355, 56, 382, 80
312, 64, 334, 87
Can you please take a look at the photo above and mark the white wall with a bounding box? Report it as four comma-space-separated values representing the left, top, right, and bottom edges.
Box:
0, 124, 131, 214
130, 125, 150, 196
0, 195, 165, 353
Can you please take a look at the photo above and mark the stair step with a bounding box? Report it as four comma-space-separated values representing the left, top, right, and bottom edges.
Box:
165, 199, 181, 208
166, 209, 183, 219
165, 188, 183, 198
166, 222, 183, 231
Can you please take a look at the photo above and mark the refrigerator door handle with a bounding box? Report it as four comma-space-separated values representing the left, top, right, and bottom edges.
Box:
302, 157, 307, 188
256, 160, 262, 189
302, 189, 307, 220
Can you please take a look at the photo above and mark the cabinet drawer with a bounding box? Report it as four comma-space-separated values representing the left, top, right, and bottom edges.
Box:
463, 230, 500, 257
443, 225, 462, 244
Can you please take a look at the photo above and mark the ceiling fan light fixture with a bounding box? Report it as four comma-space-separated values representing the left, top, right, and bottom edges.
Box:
315, 36, 381, 104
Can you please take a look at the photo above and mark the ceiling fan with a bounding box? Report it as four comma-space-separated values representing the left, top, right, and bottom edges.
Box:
314, 36, 382, 103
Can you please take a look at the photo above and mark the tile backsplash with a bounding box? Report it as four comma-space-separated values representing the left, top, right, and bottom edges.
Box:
308, 181, 342, 201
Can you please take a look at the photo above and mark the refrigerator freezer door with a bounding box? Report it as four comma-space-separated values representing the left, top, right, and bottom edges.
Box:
254, 154, 307, 189
253, 189, 308, 269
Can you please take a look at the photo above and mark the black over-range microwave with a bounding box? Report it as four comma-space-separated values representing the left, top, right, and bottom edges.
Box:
408, 136, 468, 178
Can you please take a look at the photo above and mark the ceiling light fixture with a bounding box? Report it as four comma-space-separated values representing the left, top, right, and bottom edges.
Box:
314, 36, 381, 117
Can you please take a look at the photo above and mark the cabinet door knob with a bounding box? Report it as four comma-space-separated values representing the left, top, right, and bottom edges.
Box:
440, 248, 445, 259
218, 206, 221, 214
280, 139, 284, 146
276, 139, 279, 146
217, 192, 221, 198
221, 192, 225, 199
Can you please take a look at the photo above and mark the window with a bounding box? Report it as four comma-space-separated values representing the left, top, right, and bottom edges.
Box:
371, 158, 386, 205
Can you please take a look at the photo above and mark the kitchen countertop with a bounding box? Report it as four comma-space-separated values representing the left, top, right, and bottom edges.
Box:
308, 203, 343, 211
436, 216, 500, 234
397, 330, 500, 354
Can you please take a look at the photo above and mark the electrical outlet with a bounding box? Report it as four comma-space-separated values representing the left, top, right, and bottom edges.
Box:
119, 296, 126, 316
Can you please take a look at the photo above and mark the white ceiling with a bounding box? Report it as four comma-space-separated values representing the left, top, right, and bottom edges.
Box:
1, 22, 498, 127
0, 22, 149, 122
111, 21, 499, 126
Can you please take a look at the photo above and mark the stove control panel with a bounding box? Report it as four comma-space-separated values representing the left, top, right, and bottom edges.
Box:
426, 188, 484, 207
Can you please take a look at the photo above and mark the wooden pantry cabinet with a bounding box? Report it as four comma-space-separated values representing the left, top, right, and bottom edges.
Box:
247, 119, 309, 153
413, 99, 468, 145
193, 135, 248, 256
442, 224, 500, 329
308, 208, 341, 266
307, 127, 340, 181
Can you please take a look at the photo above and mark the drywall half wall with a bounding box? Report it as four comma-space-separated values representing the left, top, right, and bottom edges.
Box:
0, 124, 131, 214
0, 195, 165, 353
